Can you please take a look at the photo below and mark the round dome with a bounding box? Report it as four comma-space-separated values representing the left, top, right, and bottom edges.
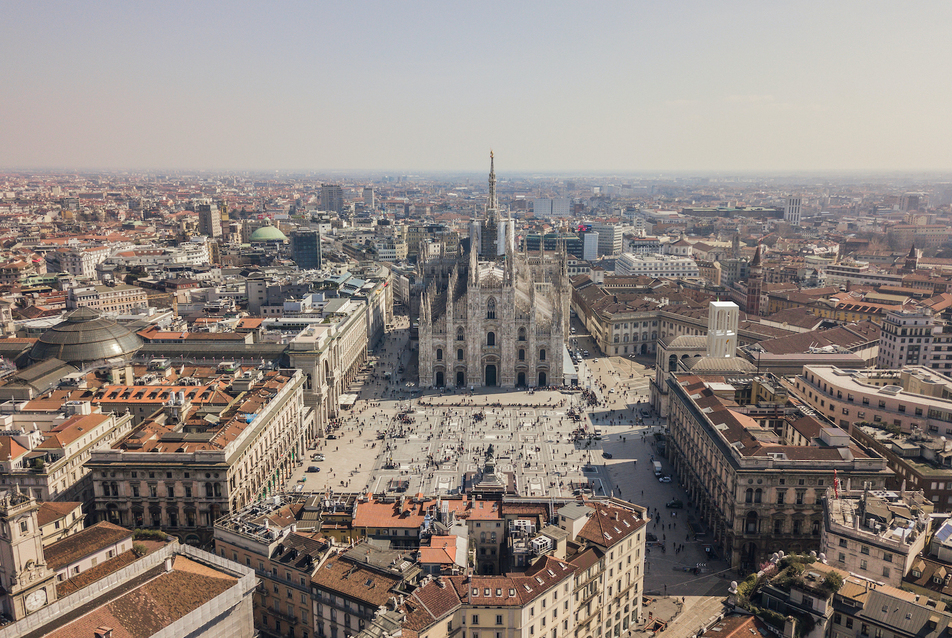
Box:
249, 226, 288, 242
30, 307, 143, 366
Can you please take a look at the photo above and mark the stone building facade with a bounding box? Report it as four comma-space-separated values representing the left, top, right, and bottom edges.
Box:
418, 242, 570, 389
419, 156, 569, 389
666, 372, 891, 571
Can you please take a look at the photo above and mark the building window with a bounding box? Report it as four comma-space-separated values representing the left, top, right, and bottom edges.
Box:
487, 299, 496, 320
518, 327, 526, 342
458, 349, 464, 361
777, 491, 785, 504
540, 349, 546, 361
519, 349, 525, 361
457, 328, 465, 341
487, 332, 495, 346
861, 545, 870, 555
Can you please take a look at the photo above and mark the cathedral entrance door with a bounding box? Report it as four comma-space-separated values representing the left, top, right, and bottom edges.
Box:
538, 371, 547, 387
517, 372, 526, 387
641, 344, 648, 355
435, 371, 444, 387
485, 365, 497, 386
457, 371, 465, 386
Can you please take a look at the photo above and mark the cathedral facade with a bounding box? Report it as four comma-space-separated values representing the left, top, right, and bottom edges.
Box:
418, 155, 570, 389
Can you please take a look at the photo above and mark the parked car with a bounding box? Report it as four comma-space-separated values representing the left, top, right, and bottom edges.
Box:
646, 532, 658, 542
658, 476, 672, 483
602, 452, 613, 459
312, 453, 325, 461
666, 499, 684, 509
306, 466, 321, 473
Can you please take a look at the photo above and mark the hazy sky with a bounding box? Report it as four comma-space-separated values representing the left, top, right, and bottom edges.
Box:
3, 1, 951, 173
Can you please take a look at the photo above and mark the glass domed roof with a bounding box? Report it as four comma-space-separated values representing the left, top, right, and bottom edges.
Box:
30, 307, 143, 365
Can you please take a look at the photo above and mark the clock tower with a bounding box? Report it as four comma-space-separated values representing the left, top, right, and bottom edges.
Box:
0, 487, 56, 619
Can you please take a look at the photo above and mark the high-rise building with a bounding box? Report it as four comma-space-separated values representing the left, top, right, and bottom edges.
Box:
582, 231, 599, 261
784, 196, 802, 225
197, 203, 222, 238
362, 186, 375, 208
533, 198, 571, 218
290, 229, 323, 270
588, 221, 624, 255
901, 192, 925, 211
320, 184, 344, 213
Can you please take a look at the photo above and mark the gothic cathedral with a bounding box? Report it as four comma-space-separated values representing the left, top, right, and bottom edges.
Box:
419, 154, 571, 389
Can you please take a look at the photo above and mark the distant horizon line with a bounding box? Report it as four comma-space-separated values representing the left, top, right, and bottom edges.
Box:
2, 165, 952, 180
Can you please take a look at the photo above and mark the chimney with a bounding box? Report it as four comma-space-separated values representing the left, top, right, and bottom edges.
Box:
95, 628, 114, 638
783, 617, 797, 638
164, 557, 174, 573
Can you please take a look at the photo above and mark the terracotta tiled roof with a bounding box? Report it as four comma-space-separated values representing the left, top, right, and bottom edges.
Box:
36, 501, 83, 527
0, 436, 28, 461
418, 536, 458, 565
45, 521, 133, 571
311, 555, 401, 606
37, 412, 111, 449
576, 503, 645, 548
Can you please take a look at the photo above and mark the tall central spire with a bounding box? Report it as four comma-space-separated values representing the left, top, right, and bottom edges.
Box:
487, 150, 498, 212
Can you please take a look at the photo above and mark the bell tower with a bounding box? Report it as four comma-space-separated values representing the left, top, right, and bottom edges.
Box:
0, 487, 56, 619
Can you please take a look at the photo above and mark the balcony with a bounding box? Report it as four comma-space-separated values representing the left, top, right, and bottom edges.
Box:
268, 606, 300, 625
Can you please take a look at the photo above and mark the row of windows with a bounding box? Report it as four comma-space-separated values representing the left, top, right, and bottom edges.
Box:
437, 346, 546, 361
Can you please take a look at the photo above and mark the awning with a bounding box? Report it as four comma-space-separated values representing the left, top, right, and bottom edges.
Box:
338, 393, 359, 408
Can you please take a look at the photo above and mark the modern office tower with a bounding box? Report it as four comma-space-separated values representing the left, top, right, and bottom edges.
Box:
901, 192, 924, 211
582, 231, 599, 261
533, 198, 552, 217
533, 198, 571, 218
290, 229, 322, 270
588, 221, 624, 255
784, 197, 802, 225
363, 186, 375, 208
552, 198, 571, 217
197, 203, 222, 238
320, 184, 344, 213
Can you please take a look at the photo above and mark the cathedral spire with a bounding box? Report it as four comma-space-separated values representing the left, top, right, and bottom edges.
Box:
469, 241, 479, 287
487, 150, 498, 214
